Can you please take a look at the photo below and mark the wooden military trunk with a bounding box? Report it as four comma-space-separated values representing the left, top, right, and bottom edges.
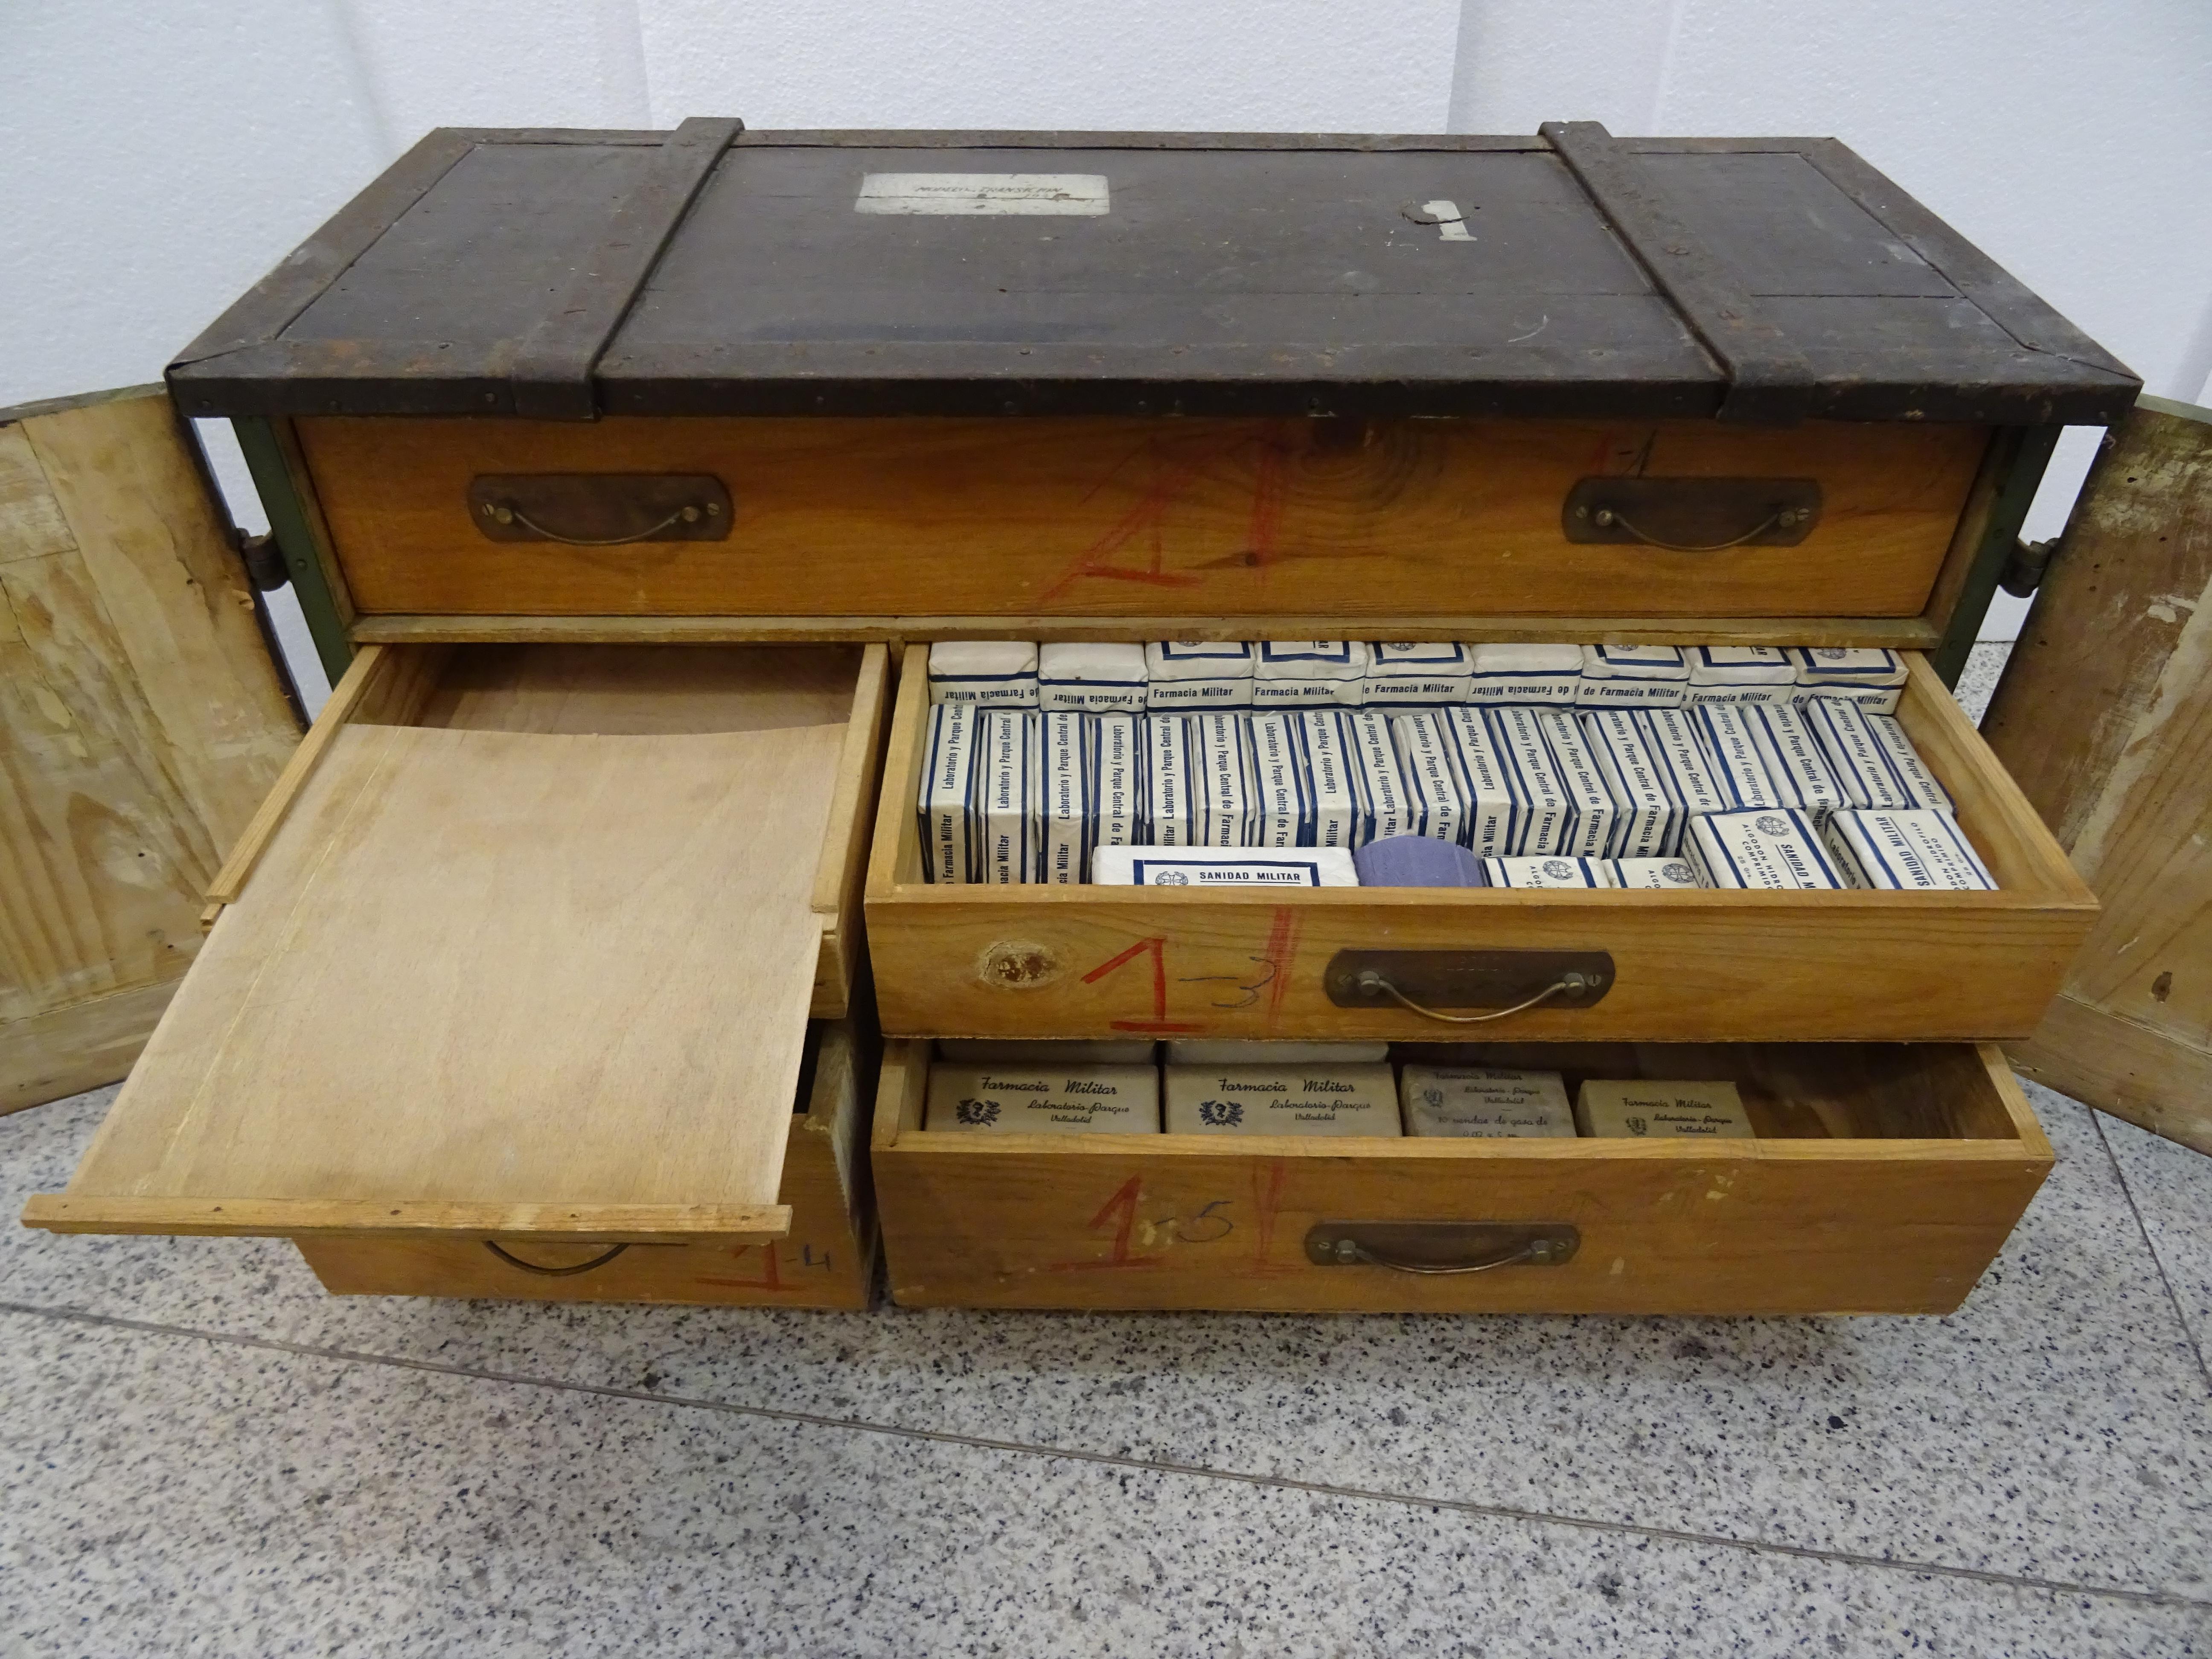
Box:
20, 119, 2160, 1314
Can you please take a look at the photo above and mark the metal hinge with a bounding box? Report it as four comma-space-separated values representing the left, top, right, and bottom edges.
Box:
234, 528, 289, 591
2000, 536, 2061, 597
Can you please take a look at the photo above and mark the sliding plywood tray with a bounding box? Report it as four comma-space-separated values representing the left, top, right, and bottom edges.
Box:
24, 641, 889, 1254
865, 650, 2096, 1044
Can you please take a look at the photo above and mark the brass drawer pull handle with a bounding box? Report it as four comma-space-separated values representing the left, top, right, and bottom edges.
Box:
486, 502, 711, 546
1306, 1222, 1580, 1273
1586, 505, 1789, 552
1355, 968, 1589, 1024
483, 1240, 631, 1276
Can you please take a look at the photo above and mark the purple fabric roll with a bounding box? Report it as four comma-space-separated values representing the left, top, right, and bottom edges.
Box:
1352, 835, 1487, 888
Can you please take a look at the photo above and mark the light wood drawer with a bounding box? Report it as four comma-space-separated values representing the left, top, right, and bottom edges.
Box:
864, 650, 2096, 1044
296, 415, 1987, 625
23, 641, 889, 1259
296, 1017, 878, 1307
870, 1038, 2051, 1315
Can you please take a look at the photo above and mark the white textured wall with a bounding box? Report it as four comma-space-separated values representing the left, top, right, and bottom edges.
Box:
3, 0, 2206, 647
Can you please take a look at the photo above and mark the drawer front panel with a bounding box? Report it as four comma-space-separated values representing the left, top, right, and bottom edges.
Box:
871, 1044, 2050, 1316
297, 1231, 870, 1307
297, 416, 1987, 621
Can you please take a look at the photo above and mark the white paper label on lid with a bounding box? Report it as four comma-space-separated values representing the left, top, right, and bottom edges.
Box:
856, 173, 1110, 215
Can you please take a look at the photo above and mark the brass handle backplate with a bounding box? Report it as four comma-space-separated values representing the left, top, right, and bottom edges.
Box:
467, 474, 733, 545
1563, 476, 1821, 550
1324, 949, 1613, 1018
483, 1240, 632, 1277
1306, 1222, 1580, 1274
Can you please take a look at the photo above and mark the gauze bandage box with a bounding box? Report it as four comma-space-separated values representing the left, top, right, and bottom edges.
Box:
1194, 710, 1258, 846
1400, 1065, 1574, 1137
1684, 808, 1844, 890
1365, 641, 1473, 705
1690, 703, 1794, 813
1685, 645, 1796, 706
1823, 808, 1995, 890
1392, 712, 1468, 844
1801, 699, 1950, 813
1577, 643, 1690, 707
927, 639, 1038, 706
1642, 706, 1731, 819
1482, 855, 1619, 888
979, 710, 1044, 883
1466, 641, 1583, 705
1790, 646, 1906, 714
1042, 709, 1089, 885
1295, 710, 1362, 849
1580, 708, 1684, 857
1576, 1079, 1753, 1139
1742, 703, 1847, 828
1145, 715, 1199, 846
1091, 845, 1358, 887
1486, 705, 1572, 854
1607, 856, 1704, 888
1038, 641, 1147, 713
1347, 707, 1415, 846
1535, 709, 1618, 857
1164, 1064, 1402, 1137
1252, 641, 1369, 706
1144, 640, 1255, 710
1248, 711, 1315, 847
926, 1063, 1161, 1134
1089, 711, 1147, 852
1441, 707, 1528, 856
917, 700, 981, 883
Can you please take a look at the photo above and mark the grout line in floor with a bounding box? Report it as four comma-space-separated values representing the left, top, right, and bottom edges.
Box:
2091, 1108, 2212, 1397
5, 1296, 2206, 1615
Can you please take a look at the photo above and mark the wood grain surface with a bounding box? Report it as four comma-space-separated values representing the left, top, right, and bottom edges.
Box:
1985, 397, 2212, 1152
0, 390, 296, 1111
39, 713, 843, 1239
298, 414, 1986, 621
869, 1039, 2049, 1314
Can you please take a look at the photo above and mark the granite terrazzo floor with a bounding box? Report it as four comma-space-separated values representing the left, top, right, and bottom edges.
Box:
6, 641, 2209, 1657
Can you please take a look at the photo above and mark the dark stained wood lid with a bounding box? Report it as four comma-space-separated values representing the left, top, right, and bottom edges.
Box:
169, 121, 2138, 428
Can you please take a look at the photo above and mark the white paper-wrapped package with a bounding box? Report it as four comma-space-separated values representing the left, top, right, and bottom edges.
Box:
978, 709, 1043, 882
1580, 707, 1684, 857
927, 639, 1038, 706
1606, 856, 1703, 888
1091, 845, 1359, 887
1038, 641, 1147, 713
1295, 710, 1362, 849
1683, 807, 1843, 890
1481, 855, 1619, 888
1441, 707, 1527, 856
1041, 708, 1088, 885
1248, 711, 1314, 847
1741, 703, 1847, 828
1145, 713, 1199, 846
1346, 707, 1415, 845
1801, 699, 1950, 813
1164, 1064, 1401, 1136
916, 700, 982, 883
1823, 808, 1994, 890
1684, 644, 1796, 706
1789, 646, 1906, 714
1689, 703, 1795, 813
1252, 640, 1370, 706
1577, 643, 1689, 707
1089, 711, 1147, 853
1144, 640, 1255, 710
1193, 710, 1258, 846
1364, 641, 1473, 706
1642, 706, 1730, 819
1485, 704, 1572, 854
1534, 708, 1618, 857
1391, 711, 1468, 844
1465, 641, 1581, 705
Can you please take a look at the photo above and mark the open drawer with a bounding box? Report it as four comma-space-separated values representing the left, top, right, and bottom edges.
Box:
22, 640, 889, 1254
870, 1038, 2052, 1315
863, 649, 2097, 1043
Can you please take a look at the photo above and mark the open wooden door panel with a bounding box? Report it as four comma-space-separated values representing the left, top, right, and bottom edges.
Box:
1982, 393, 2212, 1154
0, 387, 299, 1113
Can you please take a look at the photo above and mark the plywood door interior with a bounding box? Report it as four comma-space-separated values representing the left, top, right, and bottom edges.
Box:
0, 388, 297, 1114
1984, 396, 2212, 1153
28, 643, 864, 1243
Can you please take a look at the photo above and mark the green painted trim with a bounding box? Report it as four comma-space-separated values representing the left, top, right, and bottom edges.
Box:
1932, 424, 2061, 688
231, 417, 353, 684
